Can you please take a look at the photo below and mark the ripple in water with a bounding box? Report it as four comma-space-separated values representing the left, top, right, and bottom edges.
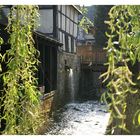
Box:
45, 100, 110, 135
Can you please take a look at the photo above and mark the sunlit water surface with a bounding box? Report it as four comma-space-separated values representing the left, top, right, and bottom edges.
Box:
45, 100, 110, 135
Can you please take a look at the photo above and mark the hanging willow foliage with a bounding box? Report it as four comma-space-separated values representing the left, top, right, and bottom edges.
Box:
0, 5, 44, 134
79, 7, 93, 33
100, 5, 140, 133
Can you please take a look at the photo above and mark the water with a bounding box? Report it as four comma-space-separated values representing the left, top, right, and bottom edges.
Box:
45, 100, 110, 135
68, 69, 75, 102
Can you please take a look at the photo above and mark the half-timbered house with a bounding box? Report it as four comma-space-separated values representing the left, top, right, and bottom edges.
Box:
0, 5, 82, 111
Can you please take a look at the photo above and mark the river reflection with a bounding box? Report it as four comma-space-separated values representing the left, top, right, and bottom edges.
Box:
45, 100, 110, 135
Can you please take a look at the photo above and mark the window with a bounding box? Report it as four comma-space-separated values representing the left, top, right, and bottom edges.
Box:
59, 31, 63, 43
58, 5, 61, 11
74, 39, 76, 53
67, 6, 70, 17
68, 36, 71, 52
62, 5, 65, 14
62, 15, 65, 31
71, 38, 74, 53
66, 18, 70, 33
74, 23, 77, 38
70, 21, 73, 35
37, 9, 53, 34
65, 35, 69, 52
63, 33, 66, 51
58, 12, 61, 28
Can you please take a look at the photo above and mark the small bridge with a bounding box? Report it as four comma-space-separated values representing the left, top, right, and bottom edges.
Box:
80, 50, 107, 72
81, 61, 107, 72
78, 49, 108, 100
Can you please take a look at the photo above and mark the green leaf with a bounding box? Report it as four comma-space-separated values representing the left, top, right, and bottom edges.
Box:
0, 64, 2, 72
0, 37, 3, 45
138, 113, 140, 125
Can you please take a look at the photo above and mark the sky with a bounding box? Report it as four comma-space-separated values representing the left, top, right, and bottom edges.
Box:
1, 0, 140, 5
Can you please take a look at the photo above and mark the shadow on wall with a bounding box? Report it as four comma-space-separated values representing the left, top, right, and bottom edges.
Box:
78, 69, 106, 101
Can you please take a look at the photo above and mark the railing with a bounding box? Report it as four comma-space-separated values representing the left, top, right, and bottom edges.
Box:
80, 51, 107, 65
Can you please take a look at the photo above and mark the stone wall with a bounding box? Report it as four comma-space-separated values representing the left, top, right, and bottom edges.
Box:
52, 51, 81, 110
38, 91, 55, 134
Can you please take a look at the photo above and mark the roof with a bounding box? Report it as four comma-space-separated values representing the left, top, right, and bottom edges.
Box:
72, 5, 82, 14
34, 31, 63, 46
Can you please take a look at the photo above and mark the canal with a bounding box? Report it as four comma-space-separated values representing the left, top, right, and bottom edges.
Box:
45, 100, 110, 135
